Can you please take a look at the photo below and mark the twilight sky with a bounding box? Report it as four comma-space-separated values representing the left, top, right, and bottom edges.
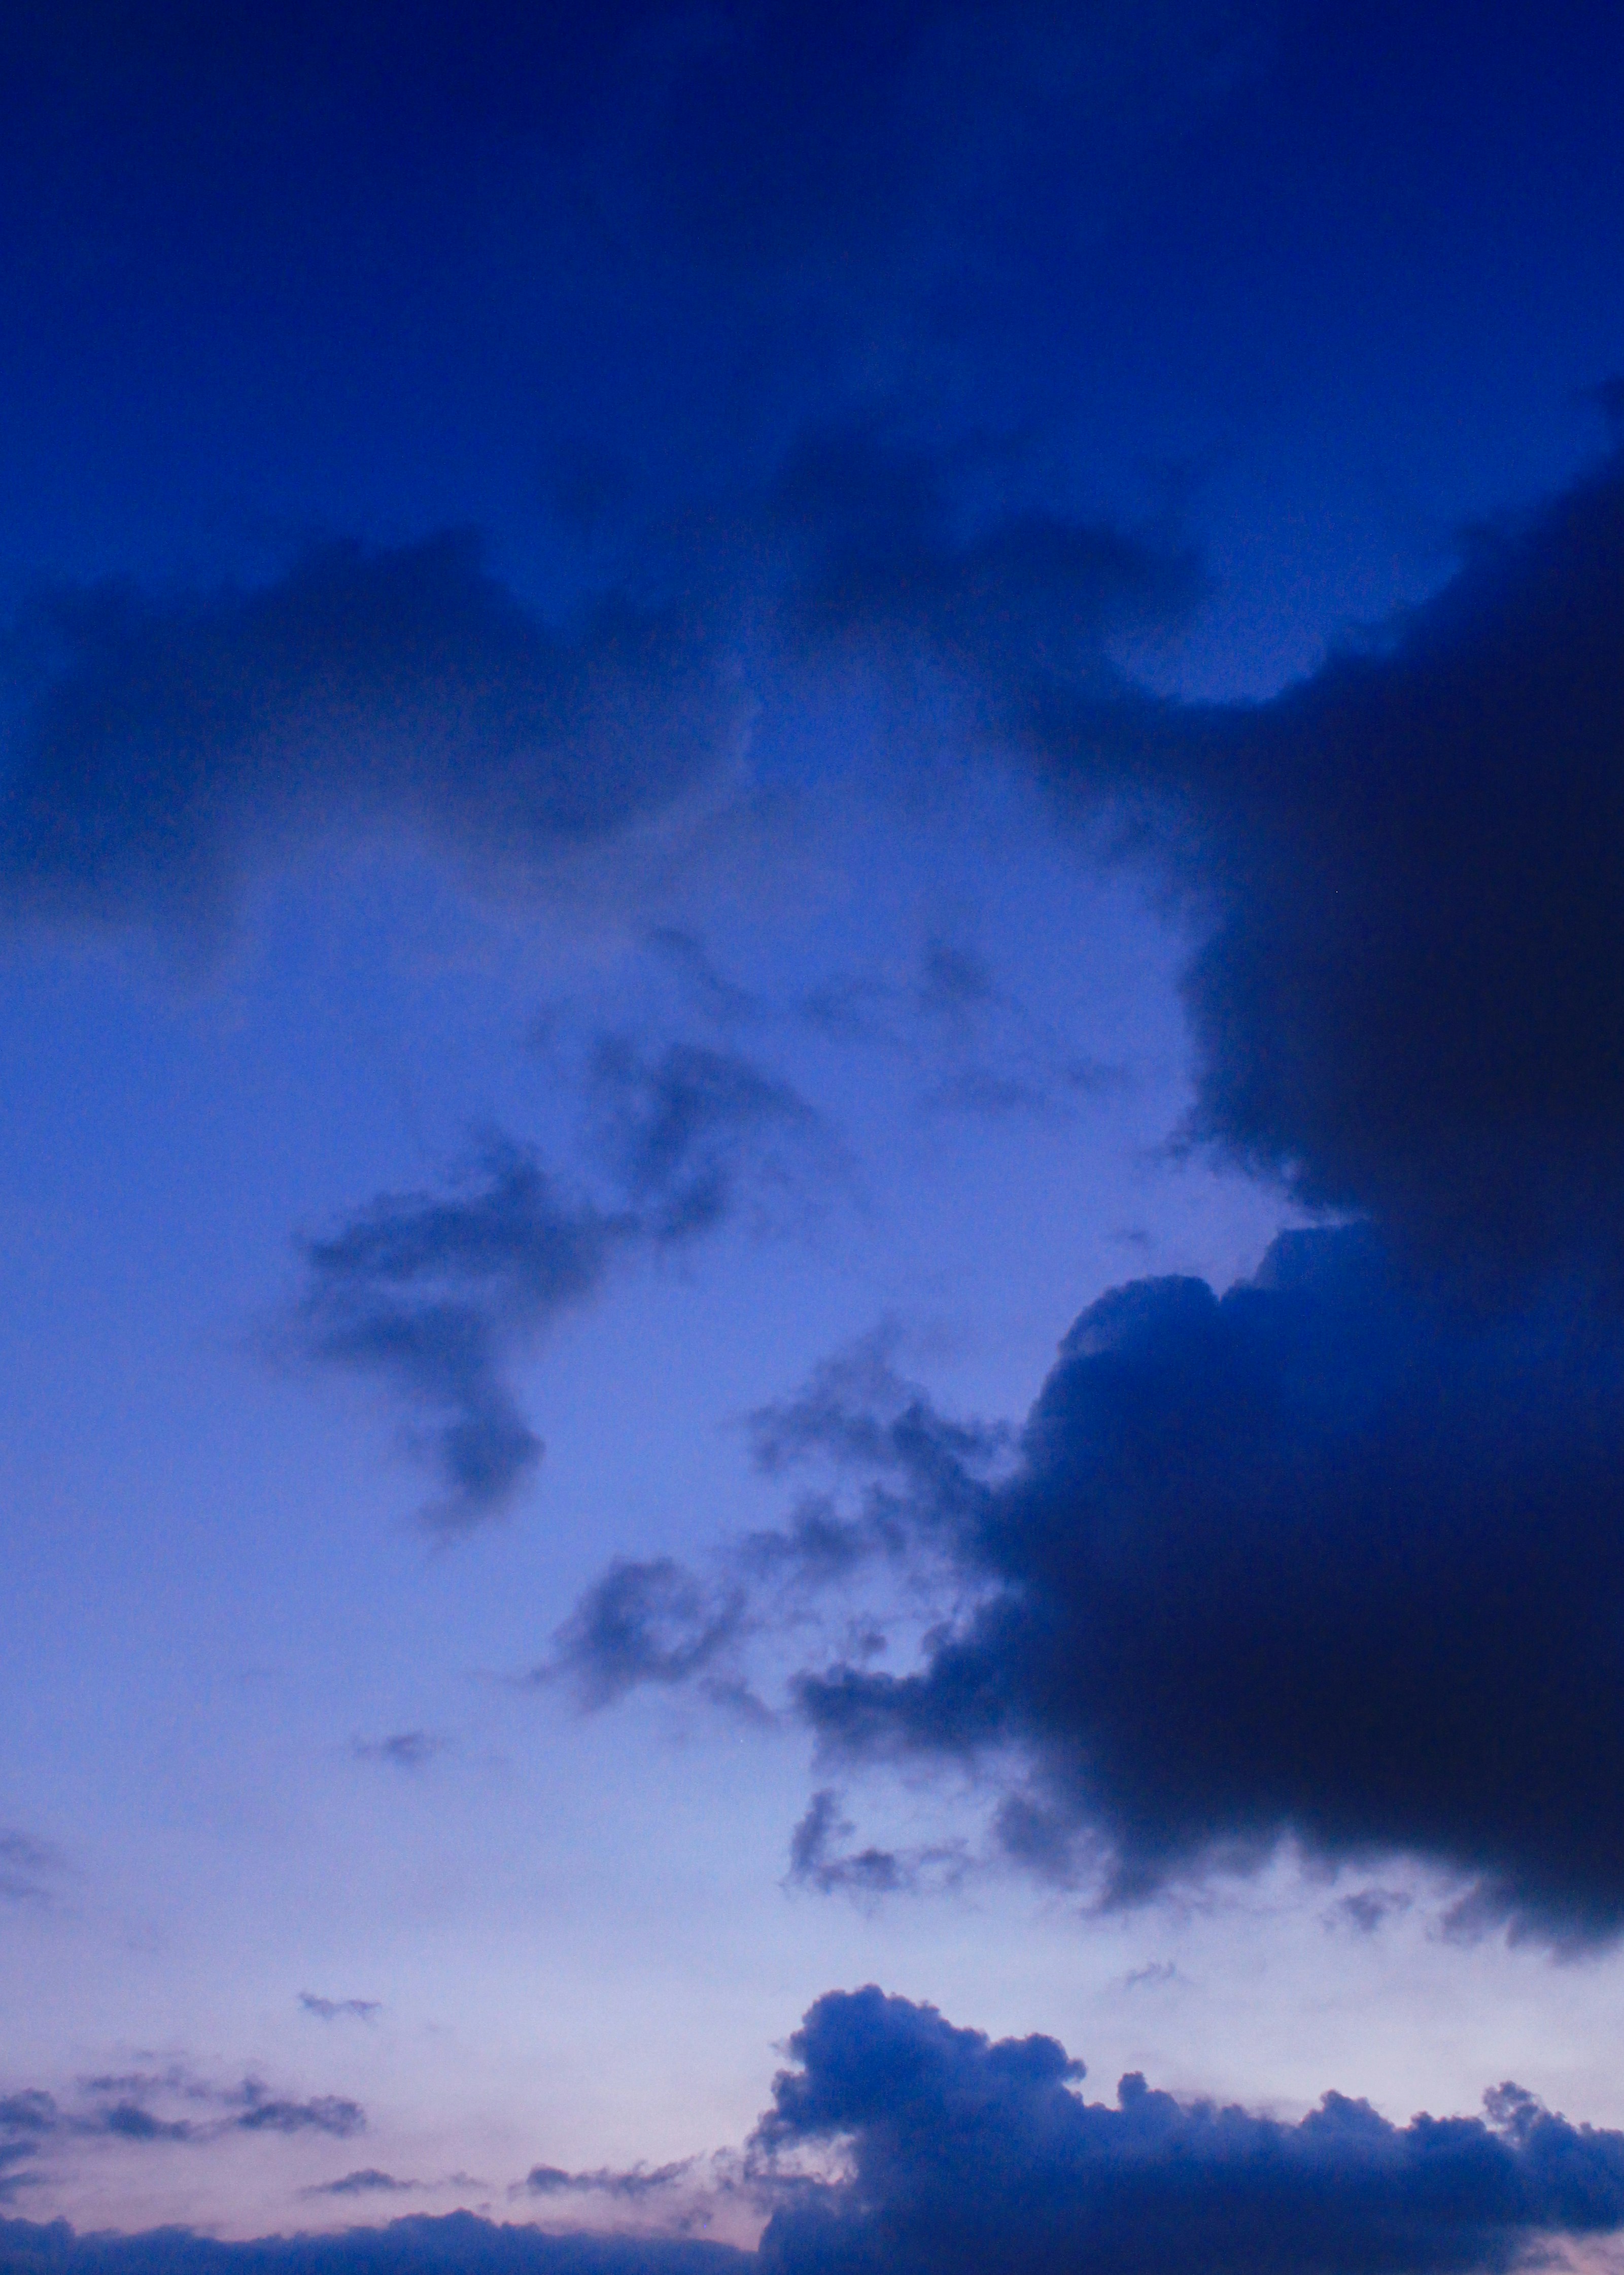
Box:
6, 6, 1624, 2271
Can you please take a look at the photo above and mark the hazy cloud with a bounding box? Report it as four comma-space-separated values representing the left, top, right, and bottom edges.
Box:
0, 534, 734, 949
300, 1996, 382, 2023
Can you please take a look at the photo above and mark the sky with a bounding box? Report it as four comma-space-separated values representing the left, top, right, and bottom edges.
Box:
5, 4, 1624, 2269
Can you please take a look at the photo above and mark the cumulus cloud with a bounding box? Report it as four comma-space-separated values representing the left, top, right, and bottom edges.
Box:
774, 1229, 1624, 1940
571, 1223, 1624, 1942
749, 1987, 1624, 2275
293, 1039, 822, 1534
0, 533, 734, 946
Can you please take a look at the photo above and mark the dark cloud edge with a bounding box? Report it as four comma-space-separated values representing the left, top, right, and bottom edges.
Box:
9, 1985, 1624, 2275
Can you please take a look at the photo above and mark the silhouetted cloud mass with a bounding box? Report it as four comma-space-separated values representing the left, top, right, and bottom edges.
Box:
804, 430, 1624, 1286
768, 1227, 1624, 1942
749, 1988, 1624, 2275
0, 2213, 745, 2275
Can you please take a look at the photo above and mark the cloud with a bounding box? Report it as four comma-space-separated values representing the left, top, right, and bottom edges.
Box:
521, 2163, 695, 2204
749, 1986, 1624, 2275
14, 1982, 1624, 2275
0, 2211, 749, 2273
293, 1039, 822, 1534
300, 1997, 382, 2023
352, 1733, 446, 1771
0, 2091, 57, 2202
799, 939, 1120, 1123
232, 2088, 366, 2138
802, 422, 1624, 1288
0, 533, 735, 948
0, 1831, 61, 1908
758, 1227, 1624, 1943
783, 1793, 964, 1906
302, 2172, 423, 2199
544, 1559, 747, 1711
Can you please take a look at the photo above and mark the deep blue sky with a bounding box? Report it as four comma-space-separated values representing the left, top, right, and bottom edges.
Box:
4, 5, 1624, 2268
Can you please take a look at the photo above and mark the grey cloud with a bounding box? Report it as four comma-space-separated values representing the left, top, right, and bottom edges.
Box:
800, 938, 1124, 1124
784, 1792, 963, 1905
1329, 1891, 1414, 1938
300, 1997, 382, 2023
302, 2174, 422, 2200
0, 534, 734, 948
521, 2164, 694, 2204
294, 1038, 823, 1535
0, 1832, 61, 1908
295, 1139, 615, 1535
544, 1559, 747, 1712
233, 2088, 366, 2140
352, 1734, 445, 1771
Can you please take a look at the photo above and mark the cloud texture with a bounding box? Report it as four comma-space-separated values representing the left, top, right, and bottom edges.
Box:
12, 1988, 1624, 2275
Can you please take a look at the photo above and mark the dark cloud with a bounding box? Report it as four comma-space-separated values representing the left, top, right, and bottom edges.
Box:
1328, 1891, 1414, 1938
520, 2164, 694, 2204
764, 1227, 1624, 1942
233, 2089, 366, 2140
294, 1139, 610, 1533
294, 1039, 822, 1534
301, 2175, 421, 2201
0, 2092, 56, 2203
0, 2211, 747, 2275
584, 1040, 823, 1243
0, 535, 732, 948
15, 1984, 1624, 2275
749, 1986, 1624, 2275
299, 1998, 382, 2024
802, 422, 1624, 1287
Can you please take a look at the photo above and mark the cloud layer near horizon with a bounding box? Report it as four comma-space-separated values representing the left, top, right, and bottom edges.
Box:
11, 1988, 1624, 2275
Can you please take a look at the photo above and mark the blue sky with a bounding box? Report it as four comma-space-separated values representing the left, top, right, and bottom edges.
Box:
5, 6, 1624, 2269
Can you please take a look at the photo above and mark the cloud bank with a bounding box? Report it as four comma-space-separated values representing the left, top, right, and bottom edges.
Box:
12, 1988, 1624, 2275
